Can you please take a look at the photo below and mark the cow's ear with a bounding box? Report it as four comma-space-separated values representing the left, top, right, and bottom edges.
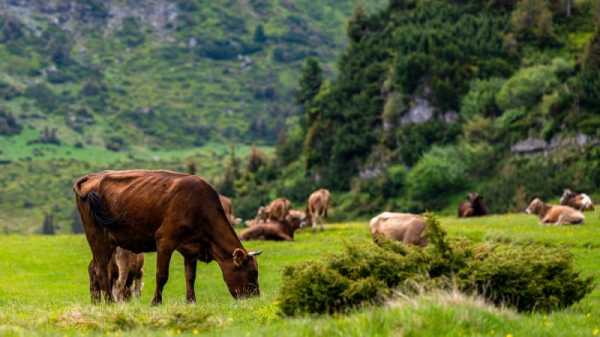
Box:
233, 248, 247, 267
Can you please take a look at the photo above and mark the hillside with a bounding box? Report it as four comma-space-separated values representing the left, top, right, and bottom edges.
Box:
0, 0, 385, 148
0, 0, 385, 233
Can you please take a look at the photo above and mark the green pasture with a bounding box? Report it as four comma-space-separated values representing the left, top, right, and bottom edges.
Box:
0, 212, 599, 336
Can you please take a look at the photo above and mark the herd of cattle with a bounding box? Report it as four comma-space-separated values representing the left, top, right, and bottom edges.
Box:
72, 169, 595, 305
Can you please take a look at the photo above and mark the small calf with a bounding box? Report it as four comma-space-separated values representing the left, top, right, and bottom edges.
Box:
89, 247, 144, 303
559, 189, 594, 211
369, 212, 428, 246
526, 198, 585, 225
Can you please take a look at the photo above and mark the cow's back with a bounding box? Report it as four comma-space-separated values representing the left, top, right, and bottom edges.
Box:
545, 205, 585, 224
74, 170, 223, 252
370, 212, 426, 246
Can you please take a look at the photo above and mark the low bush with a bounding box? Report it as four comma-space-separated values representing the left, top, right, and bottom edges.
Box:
278, 215, 593, 316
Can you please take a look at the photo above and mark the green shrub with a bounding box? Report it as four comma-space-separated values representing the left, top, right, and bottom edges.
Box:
458, 242, 594, 312
278, 215, 593, 316
406, 146, 471, 210
460, 78, 505, 119
496, 64, 558, 111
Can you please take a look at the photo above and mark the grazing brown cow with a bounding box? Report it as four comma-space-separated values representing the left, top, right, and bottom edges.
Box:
458, 192, 489, 218
306, 189, 331, 231
219, 195, 241, 226
88, 247, 144, 303
74, 170, 261, 305
369, 212, 428, 246
241, 210, 306, 241
526, 198, 585, 225
560, 189, 594, 211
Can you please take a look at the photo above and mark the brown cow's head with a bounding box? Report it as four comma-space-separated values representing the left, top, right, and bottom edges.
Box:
525, 198, 544, 215
467, 192, 480, 203
223, 248, 261, 298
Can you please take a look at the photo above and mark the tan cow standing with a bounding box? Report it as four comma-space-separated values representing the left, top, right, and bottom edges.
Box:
369, 212, 428, 246
306, 189, 331, 231
526, 198, 585, 225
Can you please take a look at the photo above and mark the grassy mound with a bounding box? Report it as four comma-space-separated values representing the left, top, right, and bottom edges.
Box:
278, 215, 594, 315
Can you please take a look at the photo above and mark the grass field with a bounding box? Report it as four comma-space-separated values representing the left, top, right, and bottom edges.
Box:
0, 212, 599, 336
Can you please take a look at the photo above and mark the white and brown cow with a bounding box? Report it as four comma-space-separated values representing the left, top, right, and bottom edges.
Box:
559, 189, 594, 211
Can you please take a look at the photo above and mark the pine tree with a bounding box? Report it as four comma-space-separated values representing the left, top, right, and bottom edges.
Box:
71, 209, 84, 234
254, 24, 267, 43
42, 213, 55, 235
296, 58, 323, 108
579, 23, 600, 109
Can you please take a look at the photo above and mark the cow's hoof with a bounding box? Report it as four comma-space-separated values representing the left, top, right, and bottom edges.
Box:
151, 298, 162, 306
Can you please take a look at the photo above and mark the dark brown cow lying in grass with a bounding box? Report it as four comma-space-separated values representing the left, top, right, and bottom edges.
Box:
526, 198, 585, 225
88, 247, 144, 303
369, 212, 428, 246
458, 192, 488, 218
306, 189, 331, 231
74, 169, 261, 305
560, 189, 594, 211
241, 210, 306, 241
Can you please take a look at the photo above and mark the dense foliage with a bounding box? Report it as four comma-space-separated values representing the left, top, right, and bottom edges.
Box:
231, 0, 600, 217
278, 215, 594, 315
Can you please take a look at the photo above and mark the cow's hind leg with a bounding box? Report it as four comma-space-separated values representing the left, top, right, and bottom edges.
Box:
88, 260, 101, 304
151, 239, 177, 305
184, 255, 197, 304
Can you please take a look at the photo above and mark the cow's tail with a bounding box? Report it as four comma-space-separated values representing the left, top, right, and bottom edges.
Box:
86, 191, 119, 229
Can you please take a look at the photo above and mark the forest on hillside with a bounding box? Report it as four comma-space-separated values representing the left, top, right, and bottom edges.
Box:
0, 0, 385, 233
219, 0, 600, 220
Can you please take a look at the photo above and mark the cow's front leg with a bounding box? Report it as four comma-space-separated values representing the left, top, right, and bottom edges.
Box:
151, 240, 176, 305
184, 255, 197, 304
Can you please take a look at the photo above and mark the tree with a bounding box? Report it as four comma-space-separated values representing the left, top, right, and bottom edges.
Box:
579, 25, 600, 109
247, 146, 266, 173
296, 58, 323, 108
217, 145, 241, 197
41, 213, 55, 235
71, 209, 84, 234
511, 0, 554, 43
254, 24, 267, 43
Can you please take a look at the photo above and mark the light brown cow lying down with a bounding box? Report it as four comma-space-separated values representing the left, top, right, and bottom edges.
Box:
369, 212, 428, 246
89, 247, 144, 303
526, 198, 585, 225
